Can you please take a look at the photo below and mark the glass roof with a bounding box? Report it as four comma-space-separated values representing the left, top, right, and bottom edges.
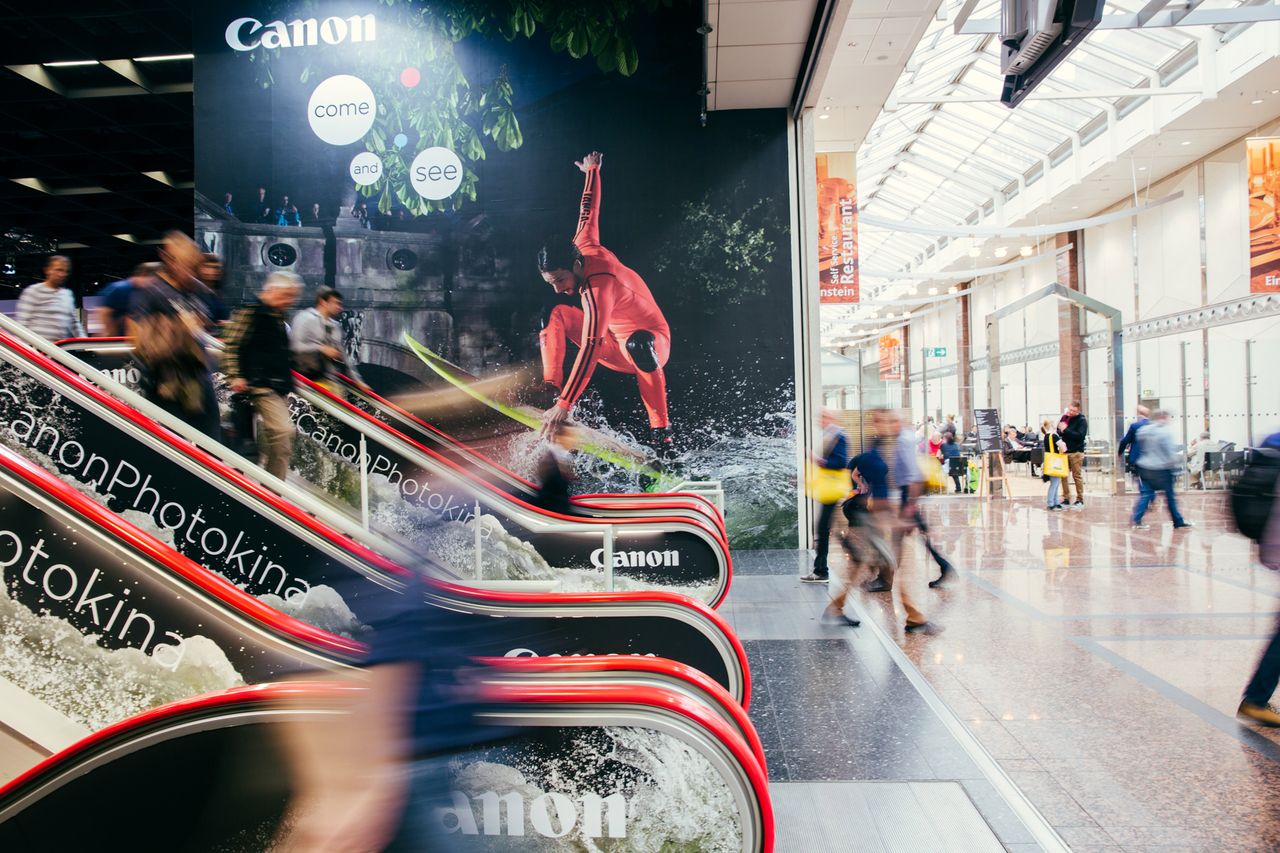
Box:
853, 0, 1254, 277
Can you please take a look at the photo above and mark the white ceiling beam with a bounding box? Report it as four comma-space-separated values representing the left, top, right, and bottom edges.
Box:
957, 4, 1280, 34
1135, 0, 1175, 28
895, 87, 1200, 103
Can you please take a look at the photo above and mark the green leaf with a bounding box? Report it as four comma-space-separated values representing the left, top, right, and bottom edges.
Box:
568, 28, 589, 58
377, 188, 392, 215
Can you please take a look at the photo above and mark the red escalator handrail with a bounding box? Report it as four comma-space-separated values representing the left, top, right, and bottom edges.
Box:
55, 339, 727, 533
329, 371, 725, 527
481, 654, 766, 770
482, 681, 774, 852
44, 338, 741, 656
3, 332, 411, 579
11, 332, 751, 701
0, 681, 356, 800
0, 447, 364, 658
297, 373, 733, 556
0, 680, 772, 851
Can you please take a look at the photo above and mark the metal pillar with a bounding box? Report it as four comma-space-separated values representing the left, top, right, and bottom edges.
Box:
1180, 341, 1189, 490
1246, 339, 1256, 448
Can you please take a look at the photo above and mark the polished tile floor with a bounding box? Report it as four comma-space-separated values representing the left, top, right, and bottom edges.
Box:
798, 486, 1280, 853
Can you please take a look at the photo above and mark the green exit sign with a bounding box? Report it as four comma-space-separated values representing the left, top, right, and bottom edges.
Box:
925, 347, 947, 358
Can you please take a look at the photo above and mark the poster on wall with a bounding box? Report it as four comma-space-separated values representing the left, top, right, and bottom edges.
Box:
816, 152, 859, 304
878, 333, 901, 381
193, 2, 797, 548
1248, 137, 1280, 293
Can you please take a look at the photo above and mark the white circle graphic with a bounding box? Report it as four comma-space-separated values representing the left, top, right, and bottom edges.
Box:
307, 74, 377, 146
409, 147, 463, 200
349, 151, 383, 186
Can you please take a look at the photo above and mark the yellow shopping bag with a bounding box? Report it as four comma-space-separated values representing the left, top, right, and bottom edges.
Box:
920, 455, 945, 490
806, 462, 853, 505
1043, 435, 1069, 478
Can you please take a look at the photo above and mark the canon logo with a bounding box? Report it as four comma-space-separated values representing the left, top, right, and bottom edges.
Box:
225, 14, 376, 51
437, 790, 628, 839
590, 548, 680, 570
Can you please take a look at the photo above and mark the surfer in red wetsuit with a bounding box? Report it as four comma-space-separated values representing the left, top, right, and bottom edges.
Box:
537, 151, 674, 454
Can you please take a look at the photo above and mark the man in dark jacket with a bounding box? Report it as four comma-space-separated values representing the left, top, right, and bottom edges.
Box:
1059, 401, 1089, 508
803, 409, 849, 583
221, 272, 302, 479
1116, 405, 1150, 474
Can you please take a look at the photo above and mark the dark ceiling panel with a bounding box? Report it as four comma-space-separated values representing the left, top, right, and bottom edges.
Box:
0, 0, 193, 289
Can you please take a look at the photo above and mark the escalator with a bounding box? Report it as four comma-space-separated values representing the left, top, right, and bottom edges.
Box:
0, 323, 750, 703
52, 334, 733, 606
0, 679, 774, 851
0, 444, 771, 848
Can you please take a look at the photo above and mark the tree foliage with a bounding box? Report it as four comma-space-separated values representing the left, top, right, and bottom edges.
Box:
653, 182, 789, 313
239, 0, 677, 216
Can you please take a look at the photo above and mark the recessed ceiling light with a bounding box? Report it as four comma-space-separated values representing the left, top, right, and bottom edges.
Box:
43, 60, 99, 67
818, 114, 830, 120
994, 246, 1009, 258
1071, 205, 1079, 210
1272, 90, 1280, 95
948, 286, 959, 294
928, 287, 938, 296
968, 247, 981, 258
1252, 98, 1264, 105
134, 53, 194, 62
1020, 245, 1034, 257
1137, 165, 1147, 171
1180, 140, 1191, 146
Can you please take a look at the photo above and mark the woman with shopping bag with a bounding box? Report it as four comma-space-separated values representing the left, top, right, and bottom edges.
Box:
802, 409, 851, 583
1042, 419, 1069, 511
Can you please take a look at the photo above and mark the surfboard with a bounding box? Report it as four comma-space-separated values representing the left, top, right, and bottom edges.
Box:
402, 332, 671, 486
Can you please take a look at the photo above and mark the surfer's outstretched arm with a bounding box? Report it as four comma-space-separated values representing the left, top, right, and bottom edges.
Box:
573, 151, 603, 250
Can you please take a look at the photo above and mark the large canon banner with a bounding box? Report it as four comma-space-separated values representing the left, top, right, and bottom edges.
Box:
194, 2, 798, 548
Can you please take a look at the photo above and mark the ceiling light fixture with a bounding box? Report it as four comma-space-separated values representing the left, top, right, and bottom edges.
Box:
43, 60, 99, 67
1019, 245, 1033, 257
134, 53, 195, 62
968, 247, 981, 258
1180, 140, 1191, 146
948, 285, 959, 294
1137, 165, 1147, 171
928, 287, 938, 296
818, 114, 830, 120
994, 246, 1009, 258
1251, 98, 1264, 105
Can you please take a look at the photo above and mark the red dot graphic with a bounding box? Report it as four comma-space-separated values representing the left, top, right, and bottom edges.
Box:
400, 67, 421, 88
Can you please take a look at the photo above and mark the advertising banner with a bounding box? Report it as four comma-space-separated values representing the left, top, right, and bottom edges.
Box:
193, 1, 798, 549
878, 333, 901, 381
1248, 137, 1280, 293
817, 152, 859, 304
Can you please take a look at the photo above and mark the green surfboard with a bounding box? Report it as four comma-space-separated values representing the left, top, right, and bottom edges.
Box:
402, 332, 671, 488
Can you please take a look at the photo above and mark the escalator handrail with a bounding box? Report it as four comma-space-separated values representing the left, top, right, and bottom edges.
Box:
482, 681, 775, 852
0, 680, 773, 852
0, 445, 366, 658
49, 335, 731, 568
20, 330, 752, 703
4, 329, 752, 617
0, 680, 356, 802
53, 340, 726, 528
481, 654, 766, 770
327, 369, 726, 527
297, 373, 733, 555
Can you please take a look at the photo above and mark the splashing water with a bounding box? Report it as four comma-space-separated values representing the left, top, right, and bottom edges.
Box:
0, 578, 243, 732
496, 379, 799, 551
445, 725, 742, 852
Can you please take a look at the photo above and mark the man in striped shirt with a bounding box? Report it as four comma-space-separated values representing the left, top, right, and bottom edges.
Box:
536, 151, 674, 454
16, 255, 83, 340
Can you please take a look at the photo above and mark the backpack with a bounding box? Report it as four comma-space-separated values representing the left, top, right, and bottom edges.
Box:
1230, 448, 1280, 542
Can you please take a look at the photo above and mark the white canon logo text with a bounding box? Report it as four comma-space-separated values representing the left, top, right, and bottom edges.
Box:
225, 14, 376, 51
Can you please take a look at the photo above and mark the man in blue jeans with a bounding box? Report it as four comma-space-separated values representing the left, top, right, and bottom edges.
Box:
1239, 431, 1280, 725
1130, 410, 1192, 530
